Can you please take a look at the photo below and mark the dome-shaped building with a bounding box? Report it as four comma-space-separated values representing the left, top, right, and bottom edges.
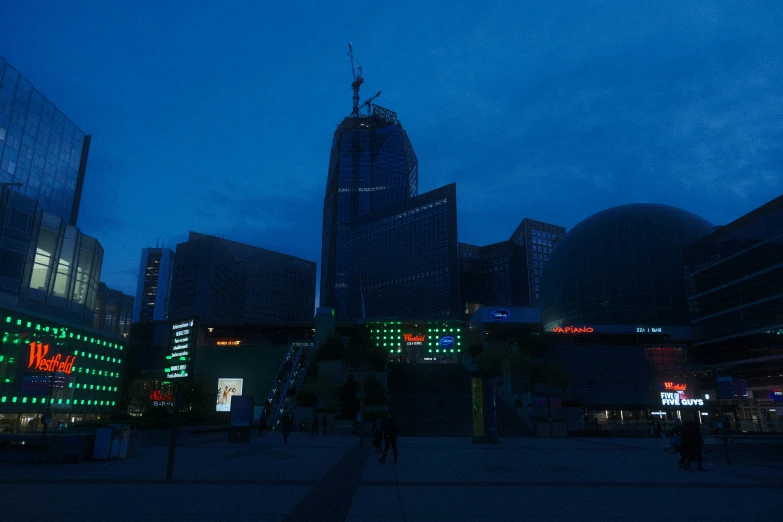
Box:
540, 204, 714, 330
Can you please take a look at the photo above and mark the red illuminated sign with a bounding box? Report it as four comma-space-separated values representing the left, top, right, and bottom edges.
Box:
403, 334, 425, 342
551, 326, 594, 334
664, 382, 687, 392
28, 342, 76, 374
149, 390, 174, 402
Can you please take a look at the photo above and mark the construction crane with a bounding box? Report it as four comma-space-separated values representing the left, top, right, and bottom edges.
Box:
362, 91, 382, 116
348, 42, 364, 116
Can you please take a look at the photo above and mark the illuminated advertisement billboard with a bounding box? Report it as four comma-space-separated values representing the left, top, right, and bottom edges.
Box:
166, 318, 197, 380
216, 378, 244, 412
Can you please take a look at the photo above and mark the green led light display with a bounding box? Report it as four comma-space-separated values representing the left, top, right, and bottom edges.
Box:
1, 309, 127, 414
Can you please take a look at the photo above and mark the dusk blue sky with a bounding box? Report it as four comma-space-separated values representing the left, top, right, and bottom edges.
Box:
2, 1, 782, 298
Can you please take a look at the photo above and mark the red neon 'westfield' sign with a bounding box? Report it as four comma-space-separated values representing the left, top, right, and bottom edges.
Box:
664, 382, 687, 391
150, 390, 174, 402
551, 326, 594, 334
403, 334, 425, 342
28, 342, 76, 374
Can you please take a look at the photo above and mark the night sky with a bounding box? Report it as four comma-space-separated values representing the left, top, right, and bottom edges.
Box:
2, 2, 782, 298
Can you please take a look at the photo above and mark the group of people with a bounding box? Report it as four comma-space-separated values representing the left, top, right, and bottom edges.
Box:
670, 413, 705, 471
311, 413, 328, 436
372, 414, 399, 464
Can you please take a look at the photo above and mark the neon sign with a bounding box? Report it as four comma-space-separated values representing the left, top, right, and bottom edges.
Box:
28, 342, 76, 374
216, 340, 241, 346
551, 326, 594, 334
660, 392, 703, 407
439, 336, 455, 347
491, 309, 510, 321
664, 382, 687, 392
149, 390, 174, 402
404, 333, 425, 346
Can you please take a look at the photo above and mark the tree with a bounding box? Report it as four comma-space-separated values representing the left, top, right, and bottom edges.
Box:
296, 388, 318, 407
337, 374, 360, 420
317, 333, 346, 361
476, 344, 532, 376
180, 376, 216, 418
364, 374, 387, 406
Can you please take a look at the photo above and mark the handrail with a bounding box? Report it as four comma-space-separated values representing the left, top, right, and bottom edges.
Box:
282, 346, 312, 423
264, 345, 297, 418
270, 345, 304, 428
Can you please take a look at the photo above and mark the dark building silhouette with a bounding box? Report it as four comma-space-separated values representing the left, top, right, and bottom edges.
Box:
352, 183, 460, 319
0, 56, 91, 226
683, 195, 783, 390
93, 282, 134, 337
458, 218, 565, 319
540, 204, 713, 330
320, 105, 418, 321
169, 232, 316, 323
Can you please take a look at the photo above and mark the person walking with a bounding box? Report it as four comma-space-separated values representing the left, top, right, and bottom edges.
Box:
371, 417, 383, 453
258, 415, 266, 437
282, 412, 292, 444
379, 413, 398, 464
311, 413, 319, 436
322, 413, 328, 436
682, 413, 705, 471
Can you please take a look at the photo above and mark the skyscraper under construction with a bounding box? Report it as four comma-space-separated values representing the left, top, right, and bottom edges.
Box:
319, 45, 460, 321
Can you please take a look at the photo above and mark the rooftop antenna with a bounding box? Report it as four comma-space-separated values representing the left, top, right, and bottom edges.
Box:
348, 42, 364, 116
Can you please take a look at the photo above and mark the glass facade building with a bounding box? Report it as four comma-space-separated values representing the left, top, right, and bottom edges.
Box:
458, 241, 526, 319
320, 105, 418, 321
510, 218, 567, 307
0, 186, 103, 327
93, 282, 134, 338
350, 183, 459, 320
458, 218, 564, 319
683, 195, 783, 389
540, 204, 713, 330
170, 232, 317, 323
133, 247, 175, 322
0, 306, 127, 431
0, 56, 90, 226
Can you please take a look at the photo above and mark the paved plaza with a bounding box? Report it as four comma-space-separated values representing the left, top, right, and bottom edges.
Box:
1, 432, 782, 521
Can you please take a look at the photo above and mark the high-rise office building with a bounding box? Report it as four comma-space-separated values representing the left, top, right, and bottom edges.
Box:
352, 183, 460, 319
458, 218, 565, 318
683, 195, 783, 392
170, 232, 316, 323
458, 240, 527, 319
320, 105, 418, 321
0, 56, 91, 226
132, 247, 175, 322
509, 218, 567, 307
93, 282, 134, 337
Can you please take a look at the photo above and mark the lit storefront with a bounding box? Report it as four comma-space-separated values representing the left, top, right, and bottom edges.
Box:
0, 307, 126, 432
368, 320, 465, 363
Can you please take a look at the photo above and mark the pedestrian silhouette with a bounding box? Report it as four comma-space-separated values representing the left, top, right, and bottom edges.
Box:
322, 413, 328, 436
379, 413, 398, 464
282, 412, 292, 443
312, 413, 319, 436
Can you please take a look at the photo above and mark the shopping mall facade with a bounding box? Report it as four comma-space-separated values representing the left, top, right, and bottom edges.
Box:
0, 306, 127, 433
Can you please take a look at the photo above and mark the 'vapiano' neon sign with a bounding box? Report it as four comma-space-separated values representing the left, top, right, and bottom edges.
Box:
28, 342, 76, 374
551, 326, 594, 334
